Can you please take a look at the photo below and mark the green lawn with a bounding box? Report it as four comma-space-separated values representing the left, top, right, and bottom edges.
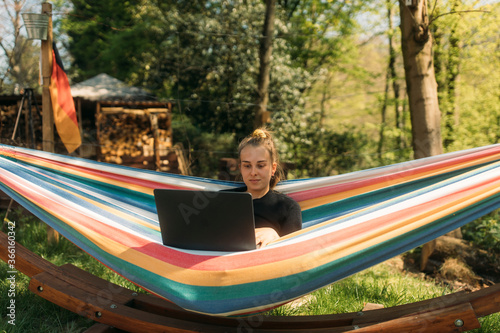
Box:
1, 210, 499, 332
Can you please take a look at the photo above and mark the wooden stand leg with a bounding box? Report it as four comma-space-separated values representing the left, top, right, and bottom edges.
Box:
46, 224, 60, 244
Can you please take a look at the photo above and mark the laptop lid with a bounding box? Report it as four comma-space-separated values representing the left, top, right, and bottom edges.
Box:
154, 189, 256, 251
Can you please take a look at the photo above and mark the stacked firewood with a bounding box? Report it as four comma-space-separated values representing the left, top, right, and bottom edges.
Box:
97, 111, 173, 169
0, 103, 43, 147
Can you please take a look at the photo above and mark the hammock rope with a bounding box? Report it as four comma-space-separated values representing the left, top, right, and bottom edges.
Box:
1, 143, 499, 316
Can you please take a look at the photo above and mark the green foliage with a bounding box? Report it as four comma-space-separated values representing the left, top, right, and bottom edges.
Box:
64, 0, 267, 137
462, 209, 500, 254
274, 112, 370, 178
63, 0, 141, 81
432, 2, 500, 152
62, 0, 373, 177
172, 114, 238, 178
60, 0, 498, 178
280, 0, 364, 72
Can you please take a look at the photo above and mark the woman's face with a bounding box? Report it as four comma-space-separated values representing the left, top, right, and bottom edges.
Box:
239, 145, 277, 198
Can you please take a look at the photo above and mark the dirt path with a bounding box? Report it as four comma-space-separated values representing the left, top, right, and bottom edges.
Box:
397, 236, 499, 292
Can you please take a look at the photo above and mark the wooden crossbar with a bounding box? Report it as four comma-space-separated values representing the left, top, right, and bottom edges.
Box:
1, 230, 499, 332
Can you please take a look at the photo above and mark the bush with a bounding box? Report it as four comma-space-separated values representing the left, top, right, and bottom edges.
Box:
171, 114, 238, 179
462, 209, 500, 254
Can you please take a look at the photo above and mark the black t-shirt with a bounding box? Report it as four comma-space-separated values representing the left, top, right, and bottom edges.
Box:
225, 187, 302, 237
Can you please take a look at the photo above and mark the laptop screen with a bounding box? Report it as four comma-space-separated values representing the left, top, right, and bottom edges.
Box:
154, 189, 256, 251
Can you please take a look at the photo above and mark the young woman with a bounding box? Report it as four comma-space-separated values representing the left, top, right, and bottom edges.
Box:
234, 128, 302, 248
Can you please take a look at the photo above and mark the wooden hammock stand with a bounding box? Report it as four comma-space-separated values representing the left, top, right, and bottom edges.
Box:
1, 231, 499, 333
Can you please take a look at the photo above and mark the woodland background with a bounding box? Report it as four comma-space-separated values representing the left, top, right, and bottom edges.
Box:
1, 0, 498, 180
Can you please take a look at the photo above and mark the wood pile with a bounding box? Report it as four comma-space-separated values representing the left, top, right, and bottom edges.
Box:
98, 112, 171, 163
0, 97, 43, 148
96, 103, 189, 174
0, 105, 16, 140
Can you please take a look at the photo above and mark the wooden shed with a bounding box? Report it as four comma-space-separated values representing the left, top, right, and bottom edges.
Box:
71, 74, 188, 174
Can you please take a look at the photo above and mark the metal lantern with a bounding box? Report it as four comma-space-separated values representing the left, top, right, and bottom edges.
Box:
22, 13, 49, 40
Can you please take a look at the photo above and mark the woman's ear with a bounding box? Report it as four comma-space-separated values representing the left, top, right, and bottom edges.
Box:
272, 162, 277, 175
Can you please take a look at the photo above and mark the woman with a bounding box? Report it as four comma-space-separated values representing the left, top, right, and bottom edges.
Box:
234, 128, 302, 248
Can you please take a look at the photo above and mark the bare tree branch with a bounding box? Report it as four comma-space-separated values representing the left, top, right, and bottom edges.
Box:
430, 9, 490, 25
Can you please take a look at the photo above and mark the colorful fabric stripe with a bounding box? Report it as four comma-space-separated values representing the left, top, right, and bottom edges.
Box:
1, 144, 499, 316
49, 42, 81, 153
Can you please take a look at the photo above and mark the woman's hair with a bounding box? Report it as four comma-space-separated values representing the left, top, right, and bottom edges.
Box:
238, 127, 284, 189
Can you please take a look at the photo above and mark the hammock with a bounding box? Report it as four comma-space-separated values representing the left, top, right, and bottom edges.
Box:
1, 143, 499, 317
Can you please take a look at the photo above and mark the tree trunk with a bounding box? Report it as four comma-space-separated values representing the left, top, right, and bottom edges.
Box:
400, 1, 443, 270
254, 0, 276, 129
399, 0, 442, 159
378, 0, 400, 161
377, 70, 389, 162
443, 20, 460, 148
388, 2, 402, 152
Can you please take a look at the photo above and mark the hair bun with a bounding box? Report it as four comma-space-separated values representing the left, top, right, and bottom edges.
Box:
252, 129, 267, 139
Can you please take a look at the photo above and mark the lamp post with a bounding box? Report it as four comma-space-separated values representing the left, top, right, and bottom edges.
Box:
22, 2, 59, 243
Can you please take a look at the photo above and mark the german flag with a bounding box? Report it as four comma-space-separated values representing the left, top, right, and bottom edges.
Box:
50, 42, 81, 153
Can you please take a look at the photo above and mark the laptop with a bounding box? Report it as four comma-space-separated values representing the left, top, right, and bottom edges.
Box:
154, 189, 256, 251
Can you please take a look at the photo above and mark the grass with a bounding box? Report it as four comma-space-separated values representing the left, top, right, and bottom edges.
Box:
1, 209, 499, 332
268, 260, 446, 316
0, 209, 143, 333
266, 259, 500, 332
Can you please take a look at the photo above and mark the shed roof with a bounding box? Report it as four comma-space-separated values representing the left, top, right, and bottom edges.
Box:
71, 73, 155, 101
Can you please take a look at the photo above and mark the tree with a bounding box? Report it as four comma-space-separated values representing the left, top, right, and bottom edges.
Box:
400, 0, 445, 270
64, 0, 321, 139
254, 0, 276, 129
431, 1, 499, 152
432, 1, 462, 149
62, 1, 389, 178
272, 0, 371, 176
279, 0, 365, 82
399, 0, 443, 159
378, 0, 403, 161
407, 1, 499, 270
452, 2, 499, 150
0, 0, 40, 93
63, 0, 141, 82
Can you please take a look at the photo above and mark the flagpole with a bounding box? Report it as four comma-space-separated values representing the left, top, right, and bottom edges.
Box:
41, 1, 59, 243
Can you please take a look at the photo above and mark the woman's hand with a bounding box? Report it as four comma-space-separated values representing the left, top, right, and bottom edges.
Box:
255, 227, 279, 248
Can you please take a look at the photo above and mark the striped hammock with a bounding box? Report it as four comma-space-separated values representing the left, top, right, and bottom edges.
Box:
1, 144, 499, 316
